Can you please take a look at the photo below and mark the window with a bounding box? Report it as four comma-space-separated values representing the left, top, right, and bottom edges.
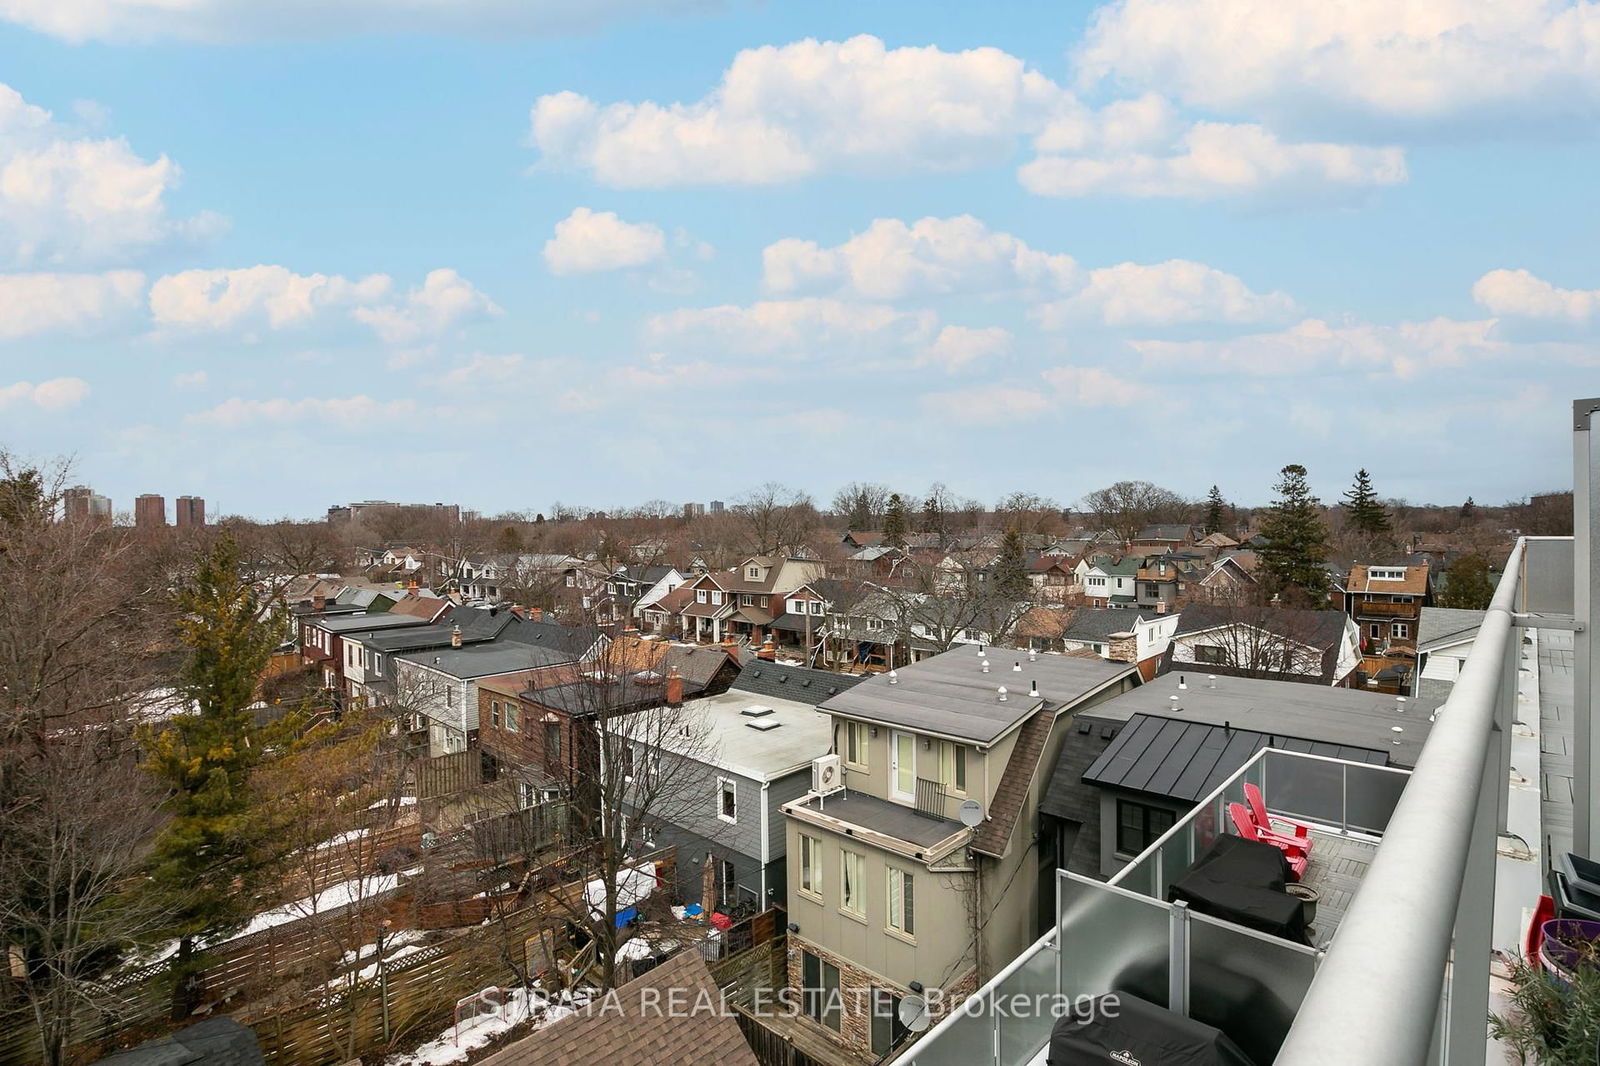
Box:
1088, 575, 1107, 588
1370, 567, 1406, 581
1116, 799, 1176, 855
1370, 623, 1382, 639
844, 721, 870, 768
1392, 622, 1410, 639
518, 781, 558, 809
887, 868, 915, 937
710, 591, 723, 605
565, 574, 576, 587
719, 859, 737, 904
505, 702, 520, 732
801, 951, 841, 1031
810, 601, 825, 615
543, 721, 559, 761
1194, 643, 1227, 664
939, 742, 967, 793
841, 850, 865, 917
718, 778, 737, 822
741, 594, 755, 607
790, 599, 804, 614
799, 834, 822, 899
748, 566, 761, 579
696, 589, 708, 603
1395, 595, 1414, 604
640, 821, 657, 848
445, 687, 455, 709
490, 700, 502, 728
871, 989, 909, 1057
761, 596, 771, 608
1144, 583, 1161, 598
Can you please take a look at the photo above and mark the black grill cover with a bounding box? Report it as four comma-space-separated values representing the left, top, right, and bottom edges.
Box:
1048, 992, 1256, 1066
1167, 836, 1309, 945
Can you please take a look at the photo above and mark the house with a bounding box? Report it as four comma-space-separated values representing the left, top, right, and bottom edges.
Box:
639, 583, 695, 636
1060, 608, 1178, 678
1194, 551, 1260, 603
1129, 524, 1196, 555
1025, 551, 1079, 601
1133, 554, 1200, 612
779, 646, 1142, 1062
346, 606, 518, 707
823, 586, 941, 672
1039, 674, 1440, 879
1344, 562, 1432, 652
1412, 607, 1488, 701
1160, 604, 1362, 687
1076, 556, 1140, 608
299, 610, 435, 693
1194, 530, 1239, 552
393, 622, 608, 756
766, 579, 841, 661
635, 663, 859, 912
620, 564, 686, 623
680, 556, 828, 644
477, 948, 759, 1066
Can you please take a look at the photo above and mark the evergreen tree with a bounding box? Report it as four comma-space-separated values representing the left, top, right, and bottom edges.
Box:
1203, 485, 1226, 536
883, 494, 908, 549
0, 465, 46, 526
992, 528, 1030, 600
847, 494, 872, 532
1259, 464, 1332, 601
141, 534, 286, 1006
1440, 553, 1495, 609
1341, 468, 1392, 535
1460, 496, 1478, 520
920, 494, 944, 536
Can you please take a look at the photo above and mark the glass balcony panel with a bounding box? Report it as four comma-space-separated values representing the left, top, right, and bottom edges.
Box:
994, 937, 1060, 1065
1057, 873, 1172, 1009
1186, 909, 1320, 1064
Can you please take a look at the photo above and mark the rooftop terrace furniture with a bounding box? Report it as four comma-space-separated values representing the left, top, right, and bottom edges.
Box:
1048, 991, 1258, 1066
1245, 782, 1313, 843
1229, 803, 1308, 879
1168, 835, 1310, 946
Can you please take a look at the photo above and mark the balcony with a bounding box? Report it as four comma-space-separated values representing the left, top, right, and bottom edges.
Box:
899, 747, 1408, 1066
1354, 598, 1420, 619
901, 521, 1591, 1066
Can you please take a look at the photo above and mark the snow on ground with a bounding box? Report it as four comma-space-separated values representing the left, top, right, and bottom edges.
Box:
231, 873, 399, 940
382, 987, 588, 1066
583, 862, 655, 922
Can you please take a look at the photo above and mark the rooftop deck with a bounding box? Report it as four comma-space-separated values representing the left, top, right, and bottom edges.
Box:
1295, 829, 1375, 950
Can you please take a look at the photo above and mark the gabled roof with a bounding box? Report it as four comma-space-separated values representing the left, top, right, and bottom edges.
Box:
1135, 524, 1194, 542
1169, 604, 1350, 650
1062, 608, 1147, 643
733, 662, 863, 707
478, 949, 758, 1066
1417, 607, 1487, 651
502, 620, 607, 657
970, 707, 1054, 858
1347, 562, 1431, 596
1086, 556, 1141, 577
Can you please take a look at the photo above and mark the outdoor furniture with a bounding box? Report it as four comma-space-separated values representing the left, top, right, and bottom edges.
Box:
1229, 803, 1308, 880
1048, 991, 1258, 1065
1167, 835, 1311, 945
1245, 783, 1315, 846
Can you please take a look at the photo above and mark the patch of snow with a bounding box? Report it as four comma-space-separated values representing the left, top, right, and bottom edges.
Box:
584, 862, 655, 922
229, 873, 398, 941
382, 986, 584, 1066
368, 796, 419, 808
614, 937, 652, 963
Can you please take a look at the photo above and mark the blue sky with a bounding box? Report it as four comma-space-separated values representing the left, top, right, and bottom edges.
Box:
0, 0, 1595, 519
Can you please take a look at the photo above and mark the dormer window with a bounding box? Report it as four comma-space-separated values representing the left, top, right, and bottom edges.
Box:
748, 567, 761, 579
696, 589, 708, 603
1370, 567, 1406, 581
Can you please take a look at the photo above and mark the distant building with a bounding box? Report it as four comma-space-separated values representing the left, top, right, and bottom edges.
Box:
682, 501, 707, 518
134, 494, 166, 528
326, 500, 461, 524
709, 499, 726, 515
63, 485, 111, 524
175, 495, 206, 528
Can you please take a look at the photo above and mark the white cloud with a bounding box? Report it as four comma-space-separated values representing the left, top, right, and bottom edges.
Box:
1472, 268, 1600, 322
0, 0, 710, 43
351, 268, 501, 343
1033, 259, 1295, 327
149, 264, 495, 341
920, 363, 1138, 425
0, 83, 217, 264
172, 370, 207, 388
1020, 121, 1406, 199
0, 270, 143, 339
149, 265, 391, 331
646, 297, 938, 358
188, 395, 417, 427
923, 325, 1012, 371
543, 207, 667, 275
529, 35, 1069, 186
763, 215, 1080, 299
0, 376, 89, 411
1076, 0, 1600, 127
1131, 316, 1502, 378
431, 354, 546, 388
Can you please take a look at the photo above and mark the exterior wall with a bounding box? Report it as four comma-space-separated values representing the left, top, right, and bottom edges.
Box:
1420, 641, 1472, 684
642, 816, 766, 912
389, 659, 474, 755
784, 819, 972, 992
832, 713, 991, 819
1096, 788, 1189, 878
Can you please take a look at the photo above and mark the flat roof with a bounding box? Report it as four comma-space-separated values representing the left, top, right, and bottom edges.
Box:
311, 613, 427, 635
676, 689, 833, 780
818, 645, 1136, 746
789, 789, 963, 850
1085, 673, 1439, 767
395, 641, 572, 679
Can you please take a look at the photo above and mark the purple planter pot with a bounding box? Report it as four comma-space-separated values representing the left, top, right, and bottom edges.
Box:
1540, 918, 1600, 978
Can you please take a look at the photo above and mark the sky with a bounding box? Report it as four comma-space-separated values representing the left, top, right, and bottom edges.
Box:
0, 0, 1596, 520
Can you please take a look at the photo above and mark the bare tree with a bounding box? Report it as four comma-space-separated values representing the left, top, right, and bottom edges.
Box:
733, 482, 818, 555
1081, 480, 1190, 544
1169, 602, 1350, 683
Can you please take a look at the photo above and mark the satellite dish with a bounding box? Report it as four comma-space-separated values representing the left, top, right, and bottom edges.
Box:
898, 994, 930, 1033
958, 799, 984, 828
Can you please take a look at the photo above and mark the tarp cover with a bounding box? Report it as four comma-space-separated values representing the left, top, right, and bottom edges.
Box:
1048, 992, 1256, 1066
1167, 835, 1309, 945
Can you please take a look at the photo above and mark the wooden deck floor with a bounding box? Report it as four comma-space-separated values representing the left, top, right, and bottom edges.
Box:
1296, 829, 1379, 950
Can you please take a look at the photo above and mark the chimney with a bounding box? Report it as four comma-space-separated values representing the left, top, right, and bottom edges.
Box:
666, 666, 684, 707
313, 593, 326, 612
529, 606, 543, 623
451, 623, 463, 648
408, 578, 419, 594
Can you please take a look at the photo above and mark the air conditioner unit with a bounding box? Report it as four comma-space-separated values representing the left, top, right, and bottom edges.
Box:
812, 754, 844, 797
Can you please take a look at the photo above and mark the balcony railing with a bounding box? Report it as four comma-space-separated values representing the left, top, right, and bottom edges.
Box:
1354, 598, 1421, 618
914, 776, 947, 820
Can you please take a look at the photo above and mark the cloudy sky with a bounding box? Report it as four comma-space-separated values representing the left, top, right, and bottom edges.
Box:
0, 0, 1595, 519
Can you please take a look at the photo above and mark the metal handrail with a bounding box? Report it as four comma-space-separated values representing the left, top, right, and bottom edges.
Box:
1275, 538, 1527, 1065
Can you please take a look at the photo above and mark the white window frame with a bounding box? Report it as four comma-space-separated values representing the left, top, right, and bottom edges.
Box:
840, 850, 865, 919
1392, 622, 1410, 639
799, 833, 823, 901
717, 777, 737, 823
844, 721, 870, 769
886, 867, 915, 939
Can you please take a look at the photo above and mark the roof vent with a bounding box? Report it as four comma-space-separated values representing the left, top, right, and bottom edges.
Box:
1169, 694, 1182, 713
998, 686, 1007, 702
746, 719, 782, 732
981, 660, 990, 673
1395, 696, 1407, 712
1030, 680, 1039, 698
888, 670, 898, 685
1028, 648, 1037, 661
1013, 661, 1022, 672
1207, 675, 1217, 689
1178, 675, 1187, 690
741, 706, 775, 718
978, 644, 986, 654
1077, 720, 1092, 734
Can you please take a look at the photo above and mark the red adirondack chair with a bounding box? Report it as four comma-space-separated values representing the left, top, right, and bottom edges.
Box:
1244, 783, 1314, 850
1228, 802, 1307, 881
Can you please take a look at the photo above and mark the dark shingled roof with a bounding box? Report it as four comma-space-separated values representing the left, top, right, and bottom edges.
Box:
1078, 713, 1390, 803
970, 708, 1055, 858
1062, 608, 1146, 643
1040, 714, 1126, 877
733, 662, 862, 707
93, 1019, 264, 1066
477, 948, 759, 1066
